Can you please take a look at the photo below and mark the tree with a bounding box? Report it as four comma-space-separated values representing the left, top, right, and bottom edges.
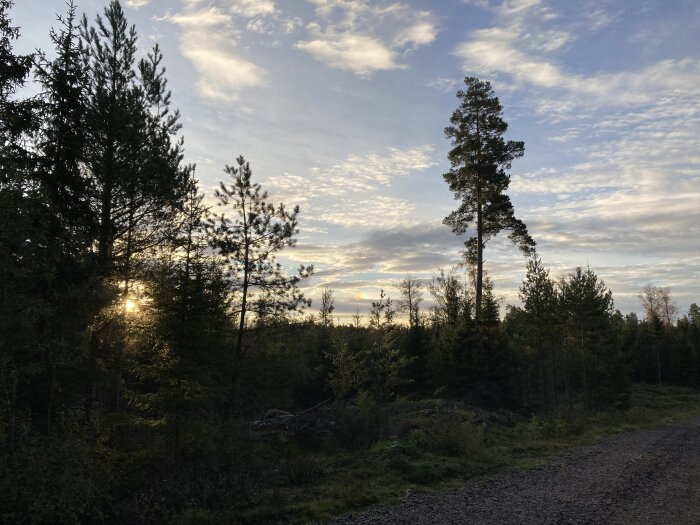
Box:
318, 285, 335, 327
442, 77, 535, 318
81, 0, 188, 282
639, 284, 678, 326
429, 268, 470, 327
369, 289, 395, 328
480, 275, 500, 326
32, 0, 100, 434
35, 0, 93, 252
559, 266, 619, 408
211, 156, 312, 384
428, 269, 475, 390
519, 254, 559, 411
398, 276, 423, 330
78, 0, 190, 412
363, 289, 411, 401
124, 173, 232, 454
0, 0, 40, 448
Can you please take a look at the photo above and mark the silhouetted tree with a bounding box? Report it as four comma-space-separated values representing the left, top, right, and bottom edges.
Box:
318, 285, 335, 327
398, 276, 423, 330
639, 284, 678, 326
519, 254, 560, 411
81, 0, 188, 282
211, 156, 312, 385
559, 266, 620, 408
0, 0, 39, 449
442, 77, 534, 318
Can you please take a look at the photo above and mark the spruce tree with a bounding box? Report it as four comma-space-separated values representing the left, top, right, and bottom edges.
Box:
0, 0, 42, 446
559, 267, 621, 408
519, 254, 559, 411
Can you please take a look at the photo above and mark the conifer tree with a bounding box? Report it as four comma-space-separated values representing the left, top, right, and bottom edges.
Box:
210, 156, 313, 384
442, 77, 535, 318
0, 0, 39, 448
81, 0, 188, 283
32, 0, 101, 433
35, 0, 92, 251
519, 254, 559, 411
559, 266, 620, 408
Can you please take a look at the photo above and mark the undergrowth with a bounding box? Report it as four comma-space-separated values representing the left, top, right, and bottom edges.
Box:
184, 384, 700, 524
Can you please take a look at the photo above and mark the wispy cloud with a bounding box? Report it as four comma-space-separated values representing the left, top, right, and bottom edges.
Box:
266, 145, 436, 228
453, 3, 700, 110
296, 0, 437, 76
296, 29, 403, 75
228, 0, 275, 17
157, 4, 266, 100
182, 32, 266, 100
426, 77, 458, 92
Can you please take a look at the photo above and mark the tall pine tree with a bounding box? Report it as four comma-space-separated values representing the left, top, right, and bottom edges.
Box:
442, 77, 534, 318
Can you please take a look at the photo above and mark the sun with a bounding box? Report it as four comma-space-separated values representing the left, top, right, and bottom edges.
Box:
124, 298, 137, 313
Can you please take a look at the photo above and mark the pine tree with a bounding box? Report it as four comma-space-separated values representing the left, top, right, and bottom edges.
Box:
210, 156, 313, 385
81, 0, 188, 282
32, 0, 100, 434
428, 269, 475, 391
318, 285, 335, 327
442, 77, 535, 318
35, 0, 93, 251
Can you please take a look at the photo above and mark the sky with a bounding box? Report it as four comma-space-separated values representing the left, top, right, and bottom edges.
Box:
12, 0, 700, 322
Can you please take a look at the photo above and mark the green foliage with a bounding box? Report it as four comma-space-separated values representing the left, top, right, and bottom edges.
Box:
442, 76, 534, 315
327, 333, 362, 400
210, 155, 313, 383
1, 2, 699, 524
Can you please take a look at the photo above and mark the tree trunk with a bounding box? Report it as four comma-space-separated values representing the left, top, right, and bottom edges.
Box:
98, 148, 114, 272
476, 202, 483, 319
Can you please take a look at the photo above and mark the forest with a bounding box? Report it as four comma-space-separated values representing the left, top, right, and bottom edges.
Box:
1, 1, 699, 523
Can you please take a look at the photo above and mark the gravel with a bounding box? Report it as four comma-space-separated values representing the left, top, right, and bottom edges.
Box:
330, 415, 700, 524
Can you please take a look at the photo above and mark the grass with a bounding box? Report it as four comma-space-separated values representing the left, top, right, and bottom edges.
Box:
184, 384, 700, 524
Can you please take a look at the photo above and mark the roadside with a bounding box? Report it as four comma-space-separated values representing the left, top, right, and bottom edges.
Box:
215, 385, 700, 524
331, 410, 700, 524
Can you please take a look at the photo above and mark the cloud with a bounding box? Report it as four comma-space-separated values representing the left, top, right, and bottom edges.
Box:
246, 18, 274, 34
182, 32, 266, 100
499, 0, 541, 15
426, 77, 458, 92
229, 0, 275, 17
452, 6, 700, 111
266, 145, 437, 228
156, 7, 231, 27
296, 0, 437, 75
125, 0, 150, 7
281, 222, 477, 324
394, 20, 438, 49
296, 32, 402, 76
158, 5, 266, 100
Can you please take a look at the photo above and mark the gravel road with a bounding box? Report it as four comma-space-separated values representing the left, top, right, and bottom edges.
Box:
331, 415, 700, 524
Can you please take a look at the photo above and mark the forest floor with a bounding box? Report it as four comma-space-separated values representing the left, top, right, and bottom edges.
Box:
231, 385, 700, 524
330, 407, 700, 524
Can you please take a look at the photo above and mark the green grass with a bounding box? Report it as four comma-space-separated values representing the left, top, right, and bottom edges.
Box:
183, 385, 700, 524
